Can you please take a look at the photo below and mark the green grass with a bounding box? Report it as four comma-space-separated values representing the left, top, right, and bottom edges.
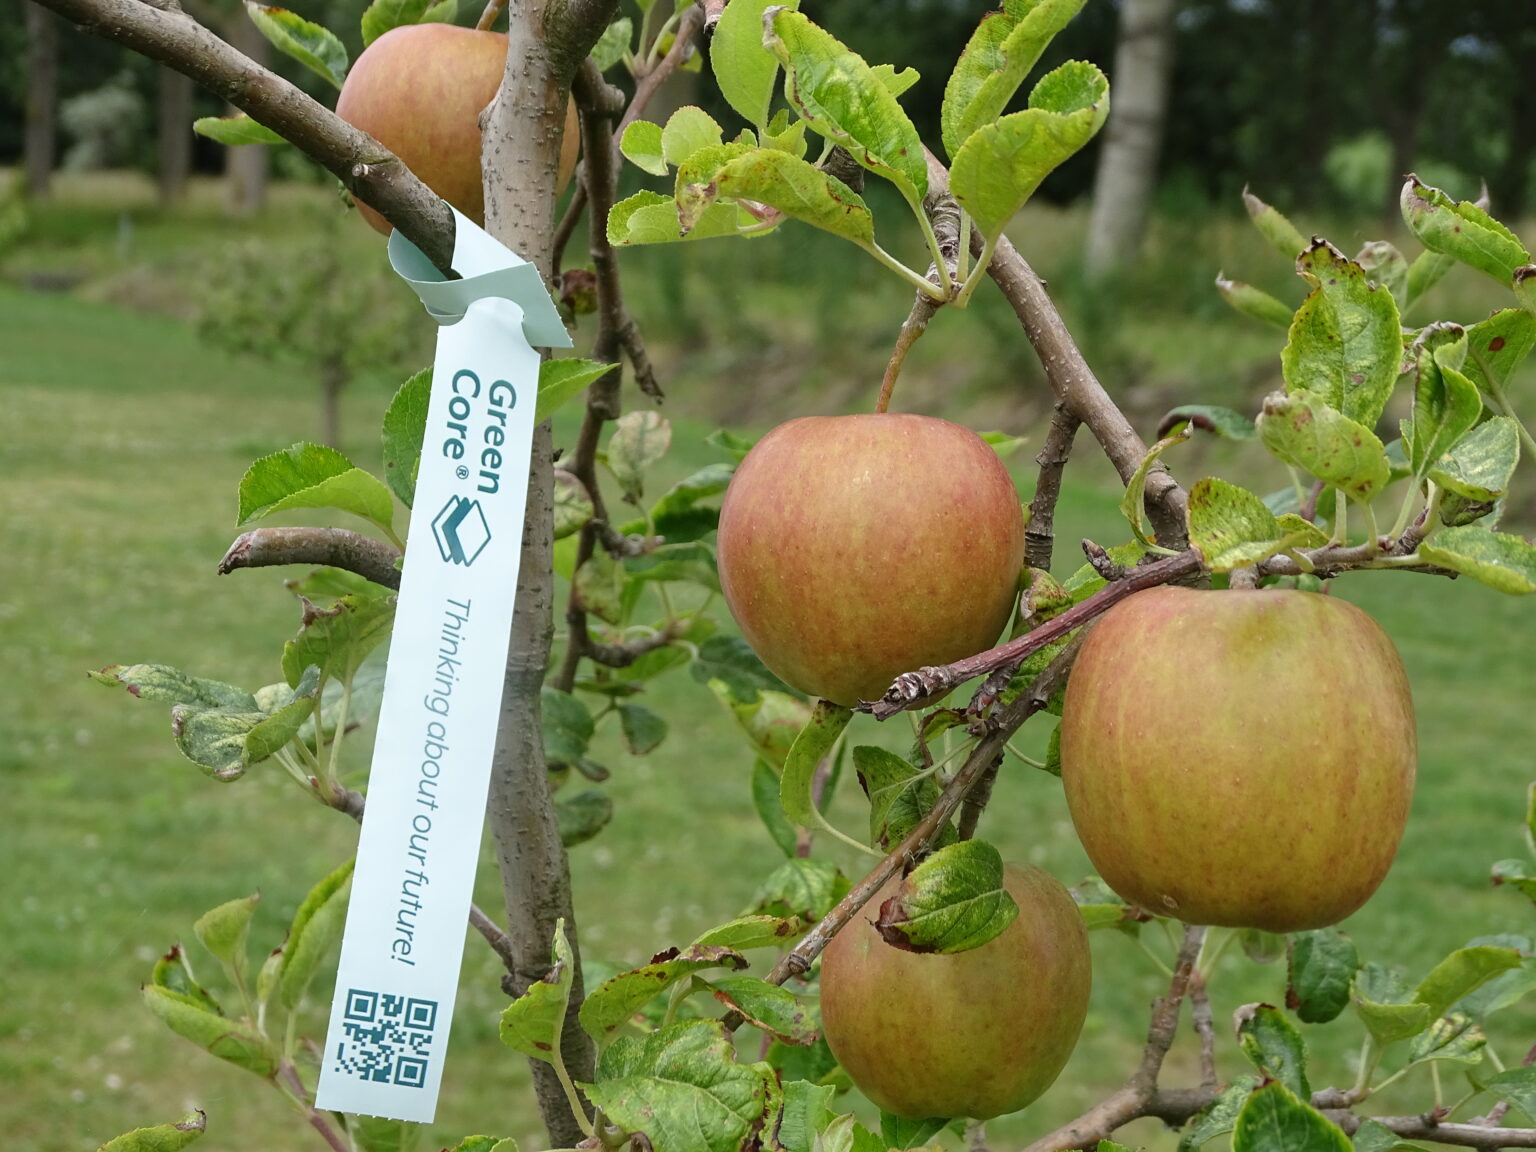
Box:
3, 177, 1536, 1152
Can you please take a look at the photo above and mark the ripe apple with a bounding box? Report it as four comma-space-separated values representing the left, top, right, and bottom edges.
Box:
715, 414, 1025, 707
818, 863, 1091, 1120
335, 24, 580, 235
1059, 586, 1416, 932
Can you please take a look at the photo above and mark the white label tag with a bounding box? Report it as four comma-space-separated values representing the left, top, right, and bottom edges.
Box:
315, 209, 570, 1123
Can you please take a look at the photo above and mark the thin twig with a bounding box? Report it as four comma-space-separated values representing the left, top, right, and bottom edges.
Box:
219, 526, 403, 589
614, 4, 706, 152
1189, 969, 1218, 1093
755, 645, 1080, 991
1026, 405, 1081, 573
475, 0, 507, 30
876, 295, 940, 414
955, 758, 1001, 841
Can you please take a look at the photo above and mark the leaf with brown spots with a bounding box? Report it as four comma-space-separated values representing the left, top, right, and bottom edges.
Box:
579, 946, 750, 1040
1256, 390, 1392, 505
499, 919, 574, 1064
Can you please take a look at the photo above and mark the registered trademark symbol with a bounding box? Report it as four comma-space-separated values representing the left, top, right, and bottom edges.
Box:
456, 466, 469, 480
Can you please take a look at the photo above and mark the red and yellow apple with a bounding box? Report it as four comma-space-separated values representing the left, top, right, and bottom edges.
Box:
335, 24, 580, 234
818, 863, 1091, 1120
715, 414, 1025, 707
1059, 586, 1416, 932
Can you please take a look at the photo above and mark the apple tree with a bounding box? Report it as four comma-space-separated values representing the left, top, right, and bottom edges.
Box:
35, 0, 1536, 1150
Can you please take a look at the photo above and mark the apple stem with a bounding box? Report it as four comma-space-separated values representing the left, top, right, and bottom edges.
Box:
876, 295, 941, 413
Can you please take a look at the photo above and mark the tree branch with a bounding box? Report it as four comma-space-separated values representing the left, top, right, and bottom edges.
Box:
755, 646, 1080, 990
27, 0, 456, 270
218, 527, 403, 590
1025, 405, 1081, 573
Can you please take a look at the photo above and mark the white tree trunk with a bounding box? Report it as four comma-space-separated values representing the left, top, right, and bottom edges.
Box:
1083, 0, 1179, 278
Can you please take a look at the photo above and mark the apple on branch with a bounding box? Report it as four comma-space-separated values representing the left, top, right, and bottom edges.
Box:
715, 414, 1026, 707
1059, 585, 1417, 932
818, 863, 1091, 1120
335, 24, 580, 234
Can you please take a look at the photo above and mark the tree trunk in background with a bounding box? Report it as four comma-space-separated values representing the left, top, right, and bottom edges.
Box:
1083, 0, 1179, 279
1493, 30, 1536, 219
23, 5, 60, 200
157, 69, 194, 205
225, 14, 270, 214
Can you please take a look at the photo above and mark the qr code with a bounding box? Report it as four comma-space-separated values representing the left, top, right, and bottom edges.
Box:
332, 989, 439, 1088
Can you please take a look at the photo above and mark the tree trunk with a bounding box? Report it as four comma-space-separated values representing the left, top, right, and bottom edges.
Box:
1082, 0, 1179, 279
23, 4, 60, 201
224, 14, 270, 214
320, 356, 345, 449
157, 68, 194, 205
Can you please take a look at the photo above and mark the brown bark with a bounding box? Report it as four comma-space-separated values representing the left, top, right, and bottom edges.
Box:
23, 4, 59, 200
157, 67, 194, 205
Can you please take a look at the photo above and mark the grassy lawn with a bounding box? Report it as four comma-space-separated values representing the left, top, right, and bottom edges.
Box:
3, 176, 1536, 1151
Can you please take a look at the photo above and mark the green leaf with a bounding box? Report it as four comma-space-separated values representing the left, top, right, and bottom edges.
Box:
780, 700, 863, 852
572, 546, 624, 625
170, 666, 320, 781
1493, 859, 1536, 907
1178, 1076, 1260, 1151
707, 975, 816, 1044
579, 947, 749, 1040
941, 0, 1086, 159
1282, 240, 1403, 428
713, 684, 812, 770
1419, 525, 1536, 594
750, 858, 850, 922
1187, 477, 1300, 572
752, 759, 800, 858
238, 442, 396, 534
1356, 240, 1410, 303
1431, 417, 1520, 502
1517, 264, 1536, 315
359, 0, 431, 46
281, 591, 396, 688
710, 0, 800, 128
88, 664, 256, 710
881, 1115, 949, 1150
381, 367, 429, 508
779, 1080, 838, 1152
1256, 391, 1392, 504
1240, 929, 1288, 965
1352, 964, 1433, 1046
1351, 1119, 1428, 1152
691, 635, 794, 702
607, 411, 671, 501
682, 148, 876, 247
1402, 175, 1531, 286
608, 189, 741, 246
875, 839, 1018, 954
1288, 929, 1359, 1024
553, 470, 595, 540
1160, 405, 1259, 440
1236, 1003, 1311, 1099
1232, 1081, 1350, 1152
618, 702, 667, 755
98, 1112, 208, 1152
499, 919, 574, 1063
1406, 326, 1483, 481
193, 893, 259, 983
691, 915, 807, 952
663, 106, 726, 168
541, 687, 595, 768
276, 857, 354, 1011
1215, 273, 1295, 329
1461, 308, 1536, 400
420, 0, 455, 23
245, 3, 348, 89
142, 985, 278, 1076
650, 462, 735, 543
1244, 188, 1309, 259
1405, 248, 1455, 309
443, 1139, 518, 1152
1484, 1065, 1536, 1122
587, 1020, 780, 1152
623, 540, 720, 591
854, 744, 955, 852
538, 358, 615, 426
192, 115, 285, 146
556, 790, 612, 847
950, 60, 1108, 240
590, 16, 632, 72
1413, 945, 1524, 1019
765, 9, 928, 202
1404, 1011, 1485, 1067
1120, 426, 1190, 549
620, 120, 668, 176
